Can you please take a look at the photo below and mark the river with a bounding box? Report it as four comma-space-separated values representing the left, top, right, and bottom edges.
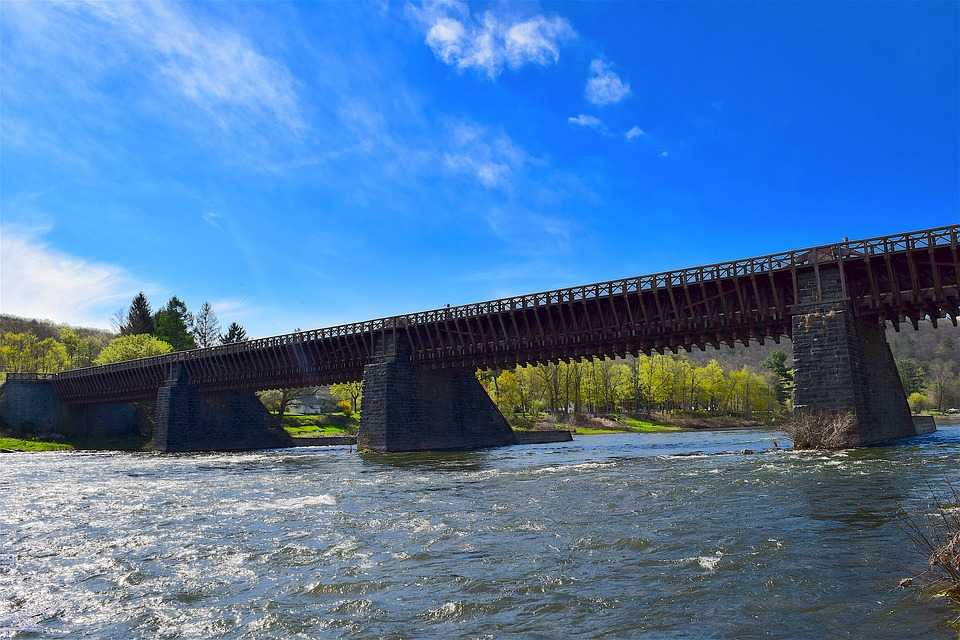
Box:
2, 425, 959, 639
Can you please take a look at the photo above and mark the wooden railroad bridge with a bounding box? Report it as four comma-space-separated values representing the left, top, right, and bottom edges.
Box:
1, 224, 956, 452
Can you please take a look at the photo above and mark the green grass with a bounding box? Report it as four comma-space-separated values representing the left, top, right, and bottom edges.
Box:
0, 436, 74, 452
616, 416, 683, 433
279, 411, 359, 438
571, 416, 683, 436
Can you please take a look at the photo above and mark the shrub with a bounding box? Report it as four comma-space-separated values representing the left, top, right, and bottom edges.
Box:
901, 485, 960, 607
784, 411, 857, 449
336, 399, 353, 416
908, 392, 931, 413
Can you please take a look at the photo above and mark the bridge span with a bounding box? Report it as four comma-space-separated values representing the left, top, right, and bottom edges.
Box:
1, 225, 957, 452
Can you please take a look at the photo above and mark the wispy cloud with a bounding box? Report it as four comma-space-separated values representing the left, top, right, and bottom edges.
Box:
625, 126, 646, 140
202, 211, 224, 229
443, 121, 528, 188
568, 114, 608, 134
585, 58, 631, 106
3, 0, 304, 138
0, 225, 145, 328
409, 1, 576, 78
485, 208, 572, 255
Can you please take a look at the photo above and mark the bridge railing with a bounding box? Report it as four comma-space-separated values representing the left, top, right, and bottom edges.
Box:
53, 224, 957, 379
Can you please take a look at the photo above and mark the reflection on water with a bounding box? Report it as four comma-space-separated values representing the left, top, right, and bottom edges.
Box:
1, 426, 958, 639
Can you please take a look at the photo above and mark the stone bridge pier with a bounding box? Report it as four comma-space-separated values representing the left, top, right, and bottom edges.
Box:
153, 364, 291, 452
791, 265, 916, 445
358, 334, 517, 453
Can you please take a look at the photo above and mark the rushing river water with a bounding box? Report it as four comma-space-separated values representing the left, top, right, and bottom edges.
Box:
2, 425, 959, 639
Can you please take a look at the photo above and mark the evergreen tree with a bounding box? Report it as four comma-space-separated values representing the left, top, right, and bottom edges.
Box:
153, 297, 196, 351
122, 292, 154, 335
192, 302, 221, 348
762, 350, 794, 404
220, 322, 248, 344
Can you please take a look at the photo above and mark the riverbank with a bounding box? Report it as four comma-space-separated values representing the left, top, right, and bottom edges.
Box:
0, 436, 73, 452
529, 413, 775, 436
280, 411, 359, 439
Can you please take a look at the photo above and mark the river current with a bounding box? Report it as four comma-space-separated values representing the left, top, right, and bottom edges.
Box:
2, 425, 959, 639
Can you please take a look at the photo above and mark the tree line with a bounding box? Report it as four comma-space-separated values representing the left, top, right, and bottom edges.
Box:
478, 354, 785, 427
0, 293, 249, 373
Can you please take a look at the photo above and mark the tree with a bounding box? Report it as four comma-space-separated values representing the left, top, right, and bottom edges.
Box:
762, 350, 794, 404
896, 358, 927, 396
122, 292, 155, 335
192, 302, 221, 348
0, 332, 39, 372
37, 338, 69, 373
907, 392, 930, 413
94, 334, 173, 365
220, 322, 248, 344
330, 382, 363, 414
258, 387, 311, 422
153, 297, 196, 351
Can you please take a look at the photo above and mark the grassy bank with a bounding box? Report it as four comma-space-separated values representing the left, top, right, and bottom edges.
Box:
0, 436, 74, 452
280, 412, 359, 438
523, 412, 771, 436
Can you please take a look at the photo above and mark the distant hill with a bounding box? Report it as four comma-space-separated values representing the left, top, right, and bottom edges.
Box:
675, 319, 957, 370
0, 314, 115, 342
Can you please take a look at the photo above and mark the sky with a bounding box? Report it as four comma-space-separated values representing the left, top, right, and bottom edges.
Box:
1, 0, 957, 336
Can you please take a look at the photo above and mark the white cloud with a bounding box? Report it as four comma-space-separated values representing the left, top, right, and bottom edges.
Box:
585, 59, 631, 106
625, 126, 646, 140
567, 114, 607, 133
0, 225, 144, 328
660, 150, 670, 158
411, 1, 576, 78
5, 0, 304, 135
202, 211, 224, 229
443, 121, 528, 188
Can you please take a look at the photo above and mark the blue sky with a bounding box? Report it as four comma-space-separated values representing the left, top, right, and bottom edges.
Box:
1, 1, 957, 336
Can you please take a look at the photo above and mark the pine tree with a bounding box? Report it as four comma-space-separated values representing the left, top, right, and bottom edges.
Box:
220, 322, 248, 344
192, 302, 221, 348
153, 297, 196, 351
122, 292, 154, 335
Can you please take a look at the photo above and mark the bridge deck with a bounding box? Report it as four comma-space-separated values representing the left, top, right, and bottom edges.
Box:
51, 225, 959, 403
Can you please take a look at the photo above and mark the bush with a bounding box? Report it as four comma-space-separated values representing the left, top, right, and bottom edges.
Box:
784, 411, 857, 449
908, 392, 931, 413
336, 399, 353, 416
902, 485, 960, 607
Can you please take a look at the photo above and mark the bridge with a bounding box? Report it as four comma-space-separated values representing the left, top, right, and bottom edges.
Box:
1, 224, 956, 451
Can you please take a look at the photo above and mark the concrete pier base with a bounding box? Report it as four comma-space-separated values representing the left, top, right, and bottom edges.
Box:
358, 337, 516, 452
792, 266, 915, 446
153, 365, 291, 452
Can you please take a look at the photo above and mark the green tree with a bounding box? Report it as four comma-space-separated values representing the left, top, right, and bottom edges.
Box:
192, 301, 221, 348
94, 334, 173, 365
762, 350, 794, 404
907, 392, 930, 413
220, 322, 248, 344
122, 292, 155, 335
0, 332, 39, 372
330, 382, 363, 414
895, 358, 926, 396
153, 297, 196, 351
37, 338, 69, 372
258, 387, 312, 422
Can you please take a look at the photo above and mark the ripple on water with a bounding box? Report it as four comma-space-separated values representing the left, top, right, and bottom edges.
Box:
1, 427, 959, 639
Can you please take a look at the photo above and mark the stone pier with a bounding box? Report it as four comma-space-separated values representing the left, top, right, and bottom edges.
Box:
153, 365, 291, 452
792, 265, 916, 445
358, 335, 517, 452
